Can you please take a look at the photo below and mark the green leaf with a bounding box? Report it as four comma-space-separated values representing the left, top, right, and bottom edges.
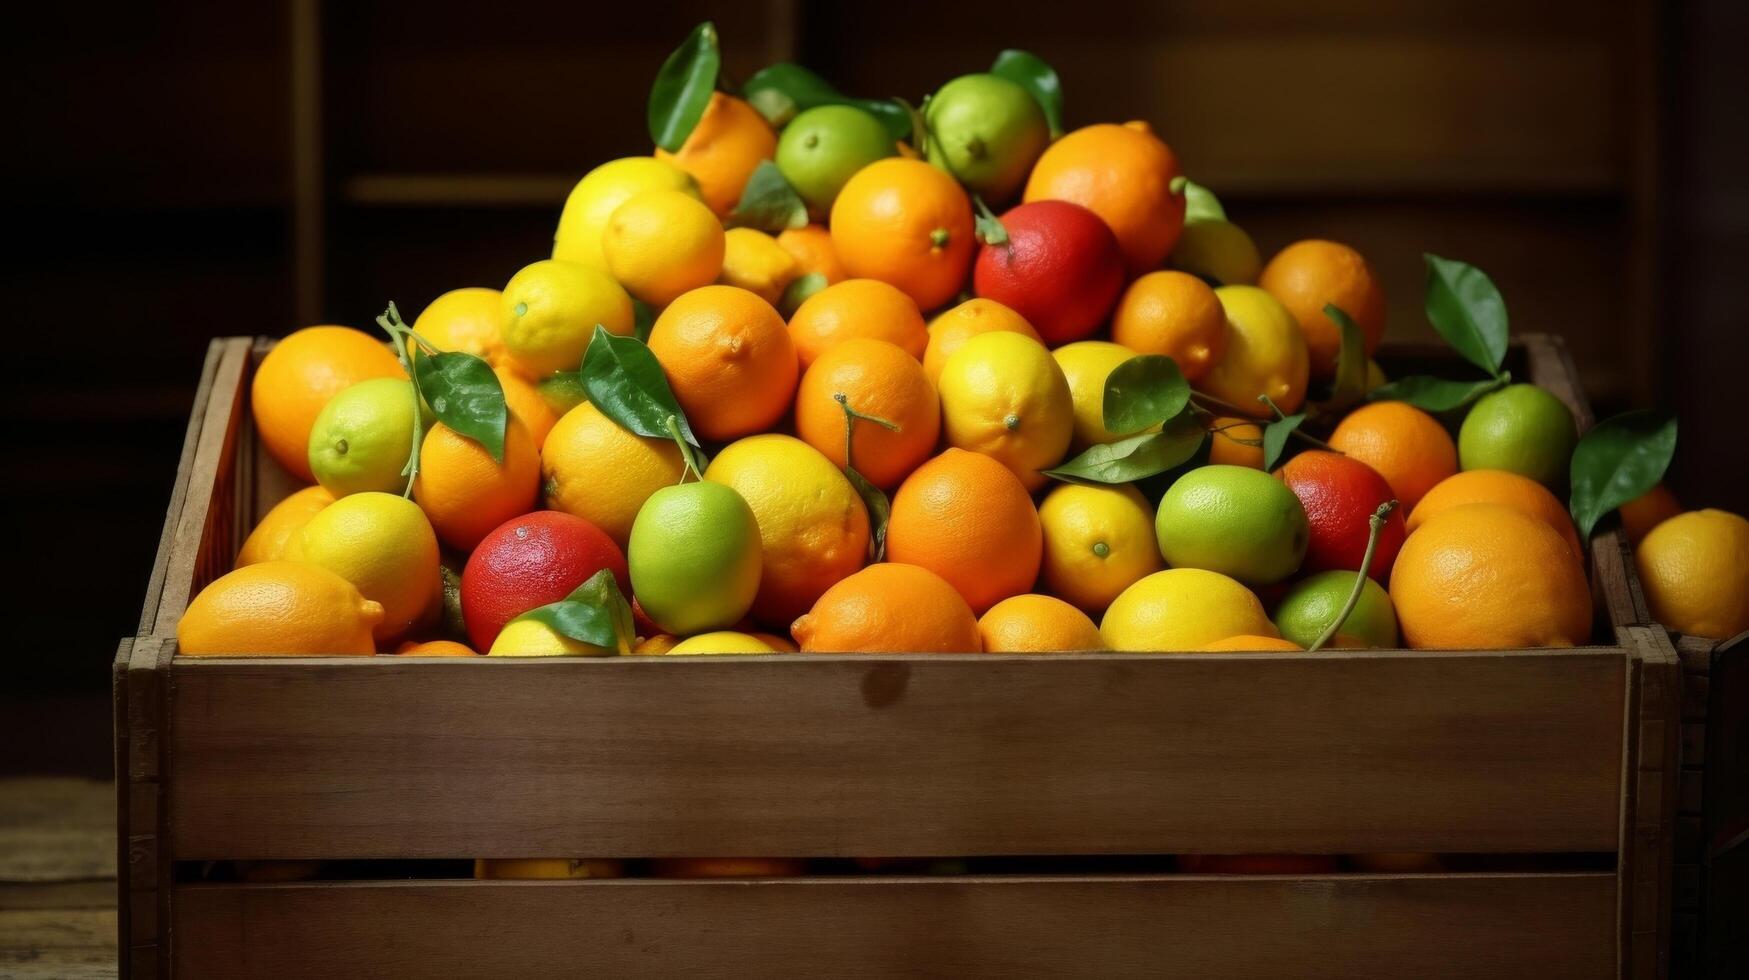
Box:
1103, 355, 1189, 436
1045, 415, 1206, 485
846, 466, 890, 563
729, 160, 809, 233
741, 63, 911, 140
1321, 304, 1369, 412
413, 350, 507, 462
1569, 409, 1678, 540
578, 325, 699, 447
990, 49, 1064, 139
1180, 179, 1225, 224
1261, 413, 1306, 470
510, 569, 634, 655
631, 297, 656, 343
1368, 374, 1506, 413
972, 194, 1008, 246
779, 272, 828, 318
648, 22, 721, 152
1423, 253, 1509, 377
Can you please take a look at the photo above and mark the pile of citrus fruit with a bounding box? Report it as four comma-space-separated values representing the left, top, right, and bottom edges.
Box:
178, 24, 1748, 666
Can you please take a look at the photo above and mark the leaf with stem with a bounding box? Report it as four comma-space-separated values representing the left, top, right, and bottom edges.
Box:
1045, 413, 1206, 485
579, 326, 698, 446
990, 49, 1064, 139
509, 569, 635, 655
1423, 253, 1509, 377
1368, 374, 1508, 413
1104, 355, 1188, 436
836, 393, 897, 562
1261, 413, 1306, 470
729, 160, 809, 233
1568, 409, 1678, 540
648, 22, 721, 152
1321, 304, 1369, 413
376, 303, 425, 497
1305, 500, 1399, 653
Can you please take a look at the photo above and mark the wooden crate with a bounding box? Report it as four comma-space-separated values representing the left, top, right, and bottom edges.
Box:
1670, 628, 1748, 977
116, 335, 1678, 979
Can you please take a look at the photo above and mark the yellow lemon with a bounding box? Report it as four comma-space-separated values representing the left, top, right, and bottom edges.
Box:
923, 298, 1041, 385
1052, 339, 1154, 449
488, 618, 615, 657
177, 561, 382, 656
411, 287, 508, 369
1636, 509, 1749, 640
936, 330, 1073, 490
603, 189, 725, 307
977, 594, 1105, 653
667, 631, 776, 655
718, 227, 800, 306
541, 402, 686, 547
1196, 285, 1309, 419
236, 485, 333, 566
553, 157, 700, 269
703, 434, 869, 627
1038, 483, 1163, 614
500, 260, 634, 377
1100, 568, 1278, 651
288, 491, 441, 645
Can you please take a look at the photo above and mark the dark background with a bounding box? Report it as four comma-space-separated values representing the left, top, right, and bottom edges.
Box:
4, 0, 1746, 775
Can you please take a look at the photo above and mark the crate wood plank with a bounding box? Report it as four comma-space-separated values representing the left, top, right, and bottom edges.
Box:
171, 872, 1617, 980
168, 651, 1626, 860
135, 341, 222, 637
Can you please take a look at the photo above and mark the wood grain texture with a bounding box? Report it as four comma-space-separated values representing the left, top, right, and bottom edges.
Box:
134, 341, 222, 637
168, 650, 1626, 860
171, 873, 1617, 980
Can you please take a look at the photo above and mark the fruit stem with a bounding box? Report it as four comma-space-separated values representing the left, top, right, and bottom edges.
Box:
972, 195, 1008, 246
1305, 499, 1398, 654
1187, 393, 1341, 452
665, 414, 701, 483
376, 302, 424, 498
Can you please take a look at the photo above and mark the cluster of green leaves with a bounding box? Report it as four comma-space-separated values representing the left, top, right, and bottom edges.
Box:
375, 302, 509, 494
1369, 254, 1512, 412
508, 569, 636, 655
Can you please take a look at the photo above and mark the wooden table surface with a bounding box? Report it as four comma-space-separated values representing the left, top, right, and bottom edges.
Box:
0, 778, 116, 979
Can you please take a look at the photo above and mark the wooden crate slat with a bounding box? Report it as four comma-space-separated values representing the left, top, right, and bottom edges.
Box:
168, 650, 1626, 860
135, 341, 224, 637
170, 872, 1618, 980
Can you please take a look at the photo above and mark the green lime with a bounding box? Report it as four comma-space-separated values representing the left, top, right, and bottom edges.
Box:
775, 105, 896, 215
1274, 570, 1399, 649
1458, 383, 1577, 489
924, 73, 1050, 203
1169, 219, 1262, 286
628, 481, 763, 635
1155, 464, 1309, 585
535, 371, 589, 417
307, 378, 418, 498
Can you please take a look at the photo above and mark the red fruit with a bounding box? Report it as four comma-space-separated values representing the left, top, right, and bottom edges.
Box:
1275, 450, 1407, 581
972, 200, 1125, 346
461, 511, 629, 651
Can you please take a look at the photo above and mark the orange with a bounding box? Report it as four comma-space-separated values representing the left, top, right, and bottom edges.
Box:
395, 639, 478, 656
1023, 121, 1185, 275
647, 285, 798, 442
493, 365, 557, 450
1206, 416, 1264, 469
631, 634, 680, 655
1200, 634, 1302, 652
1408, 469, 1583, 561
178, 561, 382, 656
1619, 482, 1682, 544
792, 562, 981, 653
541, 402, 687, 548
787, 278, 929, 368
887, 448, 1043, 614
777, 225, 847, 285
654, 92, 777, 216
829, 158, 974, 311
236, 485, 333, 566
1110, 271, 1228, 382
794, 338, 940, 489
1327, 401, 1457, 513
411, 287, 508, 371
978, 595, 1105, 653
651, 858, 806, 878
1391, 503, 1592, 649
922, 298, 1041, 385
1258, 240, 1387, 380
412, 418, 541, 551
252, 326, 405, 482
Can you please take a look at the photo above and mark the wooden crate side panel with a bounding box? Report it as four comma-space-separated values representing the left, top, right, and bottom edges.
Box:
147, 338, 252, 638
169, 651, 1627, 861
135, 341, 223, 637
1619, 626, 1679, 980
171, 873, 1618, 980
123, 636, 176, 980
1703, 630, 1749, 857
